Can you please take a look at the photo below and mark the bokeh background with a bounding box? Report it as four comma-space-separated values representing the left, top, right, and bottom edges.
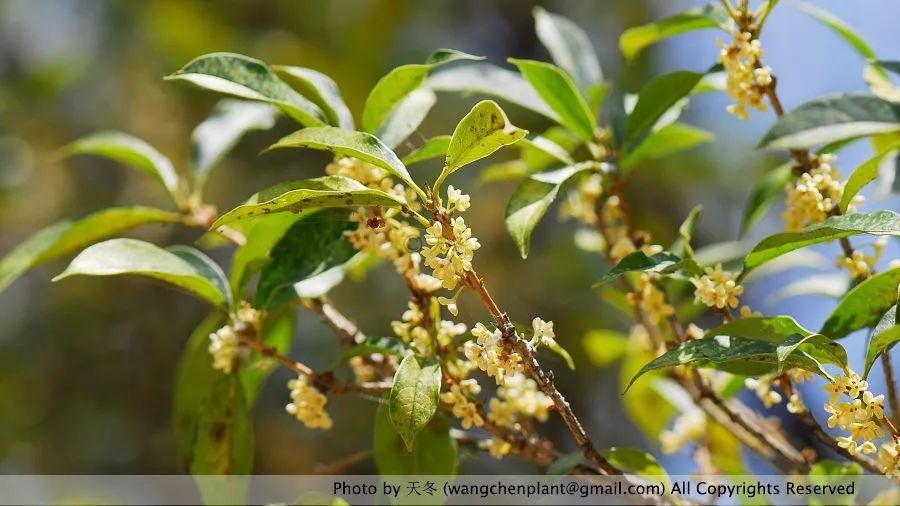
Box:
1, 0, 899, 475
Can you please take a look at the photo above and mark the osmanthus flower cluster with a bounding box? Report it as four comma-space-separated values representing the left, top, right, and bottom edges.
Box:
6, 0, 900, 488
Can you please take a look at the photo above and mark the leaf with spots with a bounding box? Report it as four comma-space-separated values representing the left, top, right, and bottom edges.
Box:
166, 52, 327, 127
64, 131, 182, 204
211, 175, 407, 229
53, 239, 230, 310
0, 206, 181, 295
266, 126, 420, 193
389, 354, 442, 451
821, 267, 900, 339
593, 251, 689, 286
442, 100, 527, 177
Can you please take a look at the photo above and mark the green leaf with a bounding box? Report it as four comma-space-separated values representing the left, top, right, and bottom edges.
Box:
274, 66, 354, 129
620, 349, 675, 439
191, 99, 278, 192
267, 126, 420, 193
797, 3, 881, 73
427, 63, 560, 121
766, 272, 850, 305
166, 52, 327, 127
255, 209, 357, 308
624, 71, 706, 146
710, 316, 847, 368
518, 132, 576, 166
375, 87, 437, 149
602, 447, 669, 485
594, 251, 684, 286
505, 162, 599, 259
840, 143, 900, 212
402, 135, 451, 166
362, 49, 482, 134
65, 131, 181, 202
340, 336, 409, 362
0, 206, 181, 294
676, 205, 703, 261
741, 162, 793, 234
389, 354, 442, 451
211, 175, 408, 229
533, 7, 602, 91
865, 63, 900, 104
621, 123, 712, 170
821, 267, 900, 339
229, 213, 306, 298
759, 94, 900, 149
546, 452, 584, 476
53, 238, 229, 310
865, 326, 900, 379
619, 4, 728, 60
509, 58, 597, 142
373, 402, 456, 475
582, 329, 628, 368
741, 211, 900, 276
443, 100, 527, 175
173, 315, 254, 478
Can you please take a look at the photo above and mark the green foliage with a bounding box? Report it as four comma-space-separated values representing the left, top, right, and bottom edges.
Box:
741, 162, 793, 234
0, 207, 181, 294
840, 142, 900, 212
821, 267, 900, 339
601, 447, 669, 484
619, 4, 729, 60
442, 100, 527, 177
624, 71, 706, 148
741, 211, 900, 276
339, 337, 409, 363
509, 58, 597, 142
54, 238, 231, 310
594, 251, 688, 286
759, 94, 900, 149
533, 7, 602, 92
401, 135, 451, 166
621, 123, 712, 170
389, 354, 442, 451
64, 131, 182, 203
375, 88, 437, 149
211, 175, 407, 229
518, 133, 576, 166
274, 66, 355, 129
582, 330, 628, 368
797, 3, 883, 75
505, 162, 599, 258
373, 402, 456, 475
166, 52, 327, 126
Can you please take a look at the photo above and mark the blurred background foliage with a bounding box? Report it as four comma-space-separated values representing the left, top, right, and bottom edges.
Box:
0, 0, 898, 474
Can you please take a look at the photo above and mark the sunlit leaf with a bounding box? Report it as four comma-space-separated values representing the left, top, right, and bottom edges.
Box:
621, 123, 712, 170
840, 142, 900, 212
65, 131, 182, 202
443, 100, 527, 175
0, 206, 181, 295
821, 267, 900, 339
759, 94, 900, 149
509, 58, 597, 142
601, 447, 669, 486
533, 7, 602, 91
766, 272, 850, 305
619, 4, 729, 60
166, 52, 327, 127
741, 211, 900, 276
54, 239, 230, 310
505, 162, 599, 258
582, 330, 628, 368
594, 251, 686, 286
624, 71, 706, 147
375, 87, 436, 149
402, 135, 451, 166
518, 132, 575, 166
274, 65, 354, 129
389, 355, 442, 451
864, 324, 900, 379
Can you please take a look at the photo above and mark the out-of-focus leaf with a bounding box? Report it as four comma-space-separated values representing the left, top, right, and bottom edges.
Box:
621, 123, 712, 170
428, 63, 560, 121
389, 355, 442, 451
166, 52, 327, 127
821, 267, 900, 339
741, 162, 793, 234
267, 126, 419, 192
546, 452, 584, 476
766, 272, 850, 305
211, 175, 407, 229
0, 206, 181, 294
340, 336, 409, 363
509, 58, 597, 142
373, 402, 456, 475
402, 135, 451, 166
624, 71, 706, 146
619, 4, 729, 60
675, 205, 703, 261
518, 133, 575, 166
865, 327, 900, 379
797, 3, 882, 75
582, 330, 628, 367
65, 131, 182, 202
740, 211, 900, 277
620, 347, 675, 438
442, 100, 527, 180
53, 239, 229, 310
505, 162, 599, 259
587, 82, 611, 115
375, 87, 437, 149
362, 49, 482, 134
255, 209, 356, 308
533, 7, 602, 91
274, 66, 354, 129
840, 143, 900, 212
594, 251, 686, 286
228, 213, 306, 297
601, 448, 669, 486
191, 100, 278, 192
864, 64, 900, 103
759, 94, 900, 149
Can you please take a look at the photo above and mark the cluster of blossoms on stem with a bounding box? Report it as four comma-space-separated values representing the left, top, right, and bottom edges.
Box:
391, 298, 467, 355
782, 154, 859, 232
441, 378, 484, 429
480, 372, 553, 459
559, 173, 603, 226
208, 302, 261, 374
464, 323, 524, 385
822, 371, 888, 457
422, 187, 480, 290
285, 374, 332, 430
690, 264, 744, 310
629, 273, 675, 325
836, 237, 886, 279
718, 31, 773, 119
